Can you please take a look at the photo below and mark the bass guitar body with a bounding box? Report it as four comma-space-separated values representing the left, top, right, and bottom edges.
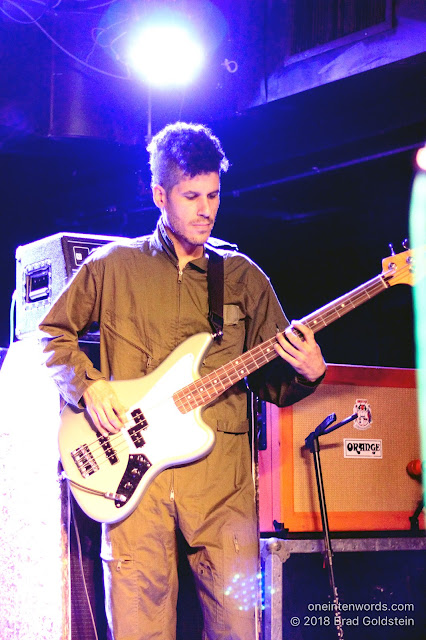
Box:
59, 332, 216, 523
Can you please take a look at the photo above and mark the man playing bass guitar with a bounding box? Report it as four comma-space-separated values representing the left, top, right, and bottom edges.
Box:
40, 122, 326, 640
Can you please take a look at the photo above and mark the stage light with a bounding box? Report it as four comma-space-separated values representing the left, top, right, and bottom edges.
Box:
128, 22, 205, 88
415, 145, 426, 172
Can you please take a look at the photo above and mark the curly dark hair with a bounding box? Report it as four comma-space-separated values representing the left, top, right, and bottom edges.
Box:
147, 122, 229, 193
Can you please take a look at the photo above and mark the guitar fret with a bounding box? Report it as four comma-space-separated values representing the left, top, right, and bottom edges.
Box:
304, 279, 386, 333
174, 338, 278, 414
308, 316, 327, 330
175, 373, 227, 412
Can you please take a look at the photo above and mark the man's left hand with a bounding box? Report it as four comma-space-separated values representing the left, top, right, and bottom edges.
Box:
274, 321, 326, 382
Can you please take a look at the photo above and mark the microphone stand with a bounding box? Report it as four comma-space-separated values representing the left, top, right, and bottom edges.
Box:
305, 412, 357, 640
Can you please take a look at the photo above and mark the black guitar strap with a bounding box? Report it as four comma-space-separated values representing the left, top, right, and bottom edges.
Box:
206, 248, 224, 342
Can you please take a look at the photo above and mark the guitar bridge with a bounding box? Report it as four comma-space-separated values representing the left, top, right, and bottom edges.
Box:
71, 444, 99, 478
115, 454, 152, 508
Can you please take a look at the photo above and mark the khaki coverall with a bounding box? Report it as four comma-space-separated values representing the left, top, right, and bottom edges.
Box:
40, 220, 320, 640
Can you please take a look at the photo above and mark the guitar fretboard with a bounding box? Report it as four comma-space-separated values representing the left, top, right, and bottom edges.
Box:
173, 273, 389, 414
302, 273, 388, 333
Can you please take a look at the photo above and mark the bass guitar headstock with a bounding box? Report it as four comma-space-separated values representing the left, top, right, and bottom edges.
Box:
382, 243, 425, 288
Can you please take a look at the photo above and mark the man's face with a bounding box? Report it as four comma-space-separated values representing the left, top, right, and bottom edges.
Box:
153, 172, 220, 253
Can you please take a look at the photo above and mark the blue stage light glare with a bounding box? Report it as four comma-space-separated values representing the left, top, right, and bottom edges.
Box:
129, 24, 205, 87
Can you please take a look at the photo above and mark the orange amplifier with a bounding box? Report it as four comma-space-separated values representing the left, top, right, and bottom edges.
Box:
258, 364, 424, 533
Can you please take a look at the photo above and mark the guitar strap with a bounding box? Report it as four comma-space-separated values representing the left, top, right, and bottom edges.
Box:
206, 248, 224, 342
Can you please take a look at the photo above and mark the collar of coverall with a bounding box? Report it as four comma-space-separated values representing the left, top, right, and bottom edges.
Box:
155, 217, 209, 273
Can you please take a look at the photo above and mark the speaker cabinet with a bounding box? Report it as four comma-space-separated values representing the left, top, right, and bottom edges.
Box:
15, 232, 124, 339
258, 364, 424, 533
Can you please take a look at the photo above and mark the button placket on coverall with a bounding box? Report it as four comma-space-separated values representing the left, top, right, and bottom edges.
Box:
101, 261, 259, 640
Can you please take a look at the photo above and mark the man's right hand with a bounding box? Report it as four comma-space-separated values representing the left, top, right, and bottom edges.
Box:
82, 380, 127, 436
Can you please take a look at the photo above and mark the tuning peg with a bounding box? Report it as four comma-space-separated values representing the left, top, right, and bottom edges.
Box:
402, 238, 409, 250
388, 243, 395, 256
